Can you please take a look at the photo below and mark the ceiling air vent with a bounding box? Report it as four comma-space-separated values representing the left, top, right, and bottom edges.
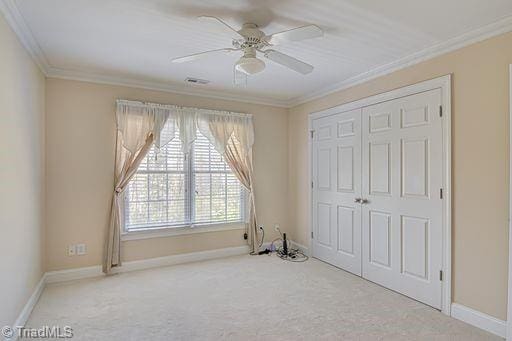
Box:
185, 77, 210, 85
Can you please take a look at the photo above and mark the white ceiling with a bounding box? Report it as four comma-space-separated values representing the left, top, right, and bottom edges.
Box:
8, 0, 512, 106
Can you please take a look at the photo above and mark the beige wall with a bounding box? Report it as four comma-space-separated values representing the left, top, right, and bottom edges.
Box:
5, 5, 510, 324
0, 15, 46, 327
288, 32, 512, 320
45, 78, 289, 271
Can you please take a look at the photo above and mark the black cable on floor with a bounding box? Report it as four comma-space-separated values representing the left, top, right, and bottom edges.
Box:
275, 245, 309, 262
270, 238, 309, 262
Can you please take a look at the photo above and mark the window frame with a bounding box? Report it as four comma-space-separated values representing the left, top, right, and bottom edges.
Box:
121, 133, 247, 239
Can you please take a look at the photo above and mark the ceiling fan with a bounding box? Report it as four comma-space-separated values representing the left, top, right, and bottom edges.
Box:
171, 16, 323, 84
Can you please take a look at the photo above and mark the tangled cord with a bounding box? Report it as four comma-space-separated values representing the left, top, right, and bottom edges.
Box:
275, 245, 309, 262
271, 238, 309, 262
250, 228, 309, 262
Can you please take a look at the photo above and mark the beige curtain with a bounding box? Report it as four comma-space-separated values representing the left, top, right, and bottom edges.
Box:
198, 113, 258, 253
225, 139, 258, 253
104, 100, 257, 273
104, 102, 171, 274
103, 133, 154, 273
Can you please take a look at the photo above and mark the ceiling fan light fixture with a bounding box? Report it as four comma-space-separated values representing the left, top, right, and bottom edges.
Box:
235, 56, 265, 75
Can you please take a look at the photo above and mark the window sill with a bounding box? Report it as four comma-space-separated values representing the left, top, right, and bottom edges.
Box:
121, 222, 246, 241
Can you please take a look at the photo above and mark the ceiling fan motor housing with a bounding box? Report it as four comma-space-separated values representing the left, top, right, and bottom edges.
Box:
233, 23, 268, 49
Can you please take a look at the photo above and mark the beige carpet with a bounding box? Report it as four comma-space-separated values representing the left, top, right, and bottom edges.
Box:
27, 255, 500, 340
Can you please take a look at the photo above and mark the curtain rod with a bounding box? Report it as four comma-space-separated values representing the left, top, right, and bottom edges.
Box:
116, 99, 252, 118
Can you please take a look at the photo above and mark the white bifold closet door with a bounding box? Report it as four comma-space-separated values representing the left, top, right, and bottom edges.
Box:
312, 88, 443, 309
312, 108, 362, 275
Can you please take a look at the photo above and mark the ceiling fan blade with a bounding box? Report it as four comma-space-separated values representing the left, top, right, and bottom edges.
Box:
172, 48, 238, 63
263, 50, 314, 75
198, 15, 244, 40
265, 25, 323, 45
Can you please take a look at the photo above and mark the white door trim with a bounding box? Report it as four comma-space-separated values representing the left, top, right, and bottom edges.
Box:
507, 64, 512, 341
308, 74, 452, 315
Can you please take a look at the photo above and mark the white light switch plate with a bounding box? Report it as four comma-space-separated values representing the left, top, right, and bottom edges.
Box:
76, 243, 87, 255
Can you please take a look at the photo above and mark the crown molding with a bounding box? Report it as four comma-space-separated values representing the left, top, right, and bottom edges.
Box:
2, 0, 512, 108
288, 14, 512, 107
0, 0, 290, 108
45, 66, 291, 108
0, 0, 50, 74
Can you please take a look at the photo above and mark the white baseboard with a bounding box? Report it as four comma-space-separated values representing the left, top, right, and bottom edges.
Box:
6, 275, 46, 341
45, 245, 250, 284
45, 265, 103, 284
45, 242, 313, 284
112, 245, 249, 274
451, 303, 507, 338
291, 241, 309, 255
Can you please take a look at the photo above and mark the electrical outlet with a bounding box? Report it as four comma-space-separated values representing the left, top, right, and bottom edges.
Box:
76, 243, 87, 256
274, 224, 280, 231
68, 245, 76, 256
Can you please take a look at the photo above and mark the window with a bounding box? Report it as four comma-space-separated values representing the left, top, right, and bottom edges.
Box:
123, 130, 245, 232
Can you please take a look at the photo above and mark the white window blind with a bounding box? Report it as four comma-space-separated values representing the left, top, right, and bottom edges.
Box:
192, 132, 244, 224
124, 130, 245, 231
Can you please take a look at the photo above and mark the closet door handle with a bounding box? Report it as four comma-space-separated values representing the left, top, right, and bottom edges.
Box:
354, 198, 362, 203
361, 199, 369, 204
